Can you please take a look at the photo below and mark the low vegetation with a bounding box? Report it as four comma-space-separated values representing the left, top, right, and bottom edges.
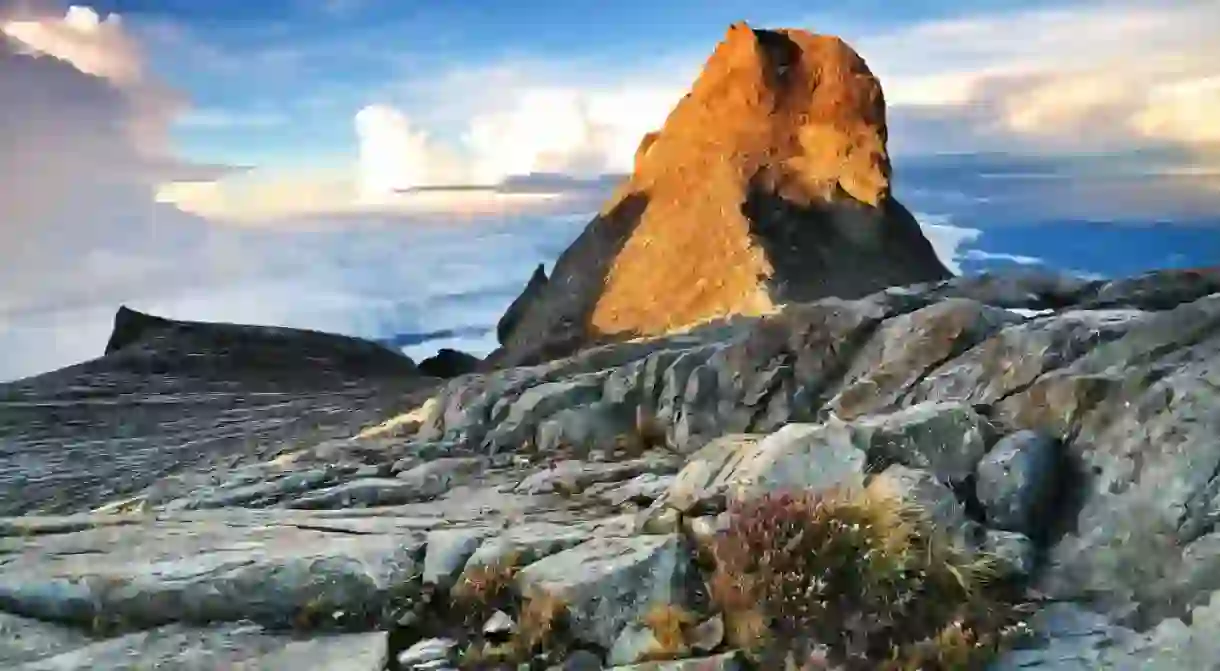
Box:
450, 555, 573, 669
451, 555, 522, 626
640, 603, 699, 661
709, 483, 1026, 670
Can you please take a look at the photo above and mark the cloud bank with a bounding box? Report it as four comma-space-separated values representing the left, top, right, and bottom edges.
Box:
0, 3, 320, 377
862, 0, 1220, 157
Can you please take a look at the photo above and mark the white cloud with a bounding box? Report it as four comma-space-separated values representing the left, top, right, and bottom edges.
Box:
851, 0, 1220, 156
3, 5, 140, 83
355, 103, 467, 199
461, 85, 677, 182
0, 3, 272, 378
1, 4, 187, 159
350, 72, 683, 203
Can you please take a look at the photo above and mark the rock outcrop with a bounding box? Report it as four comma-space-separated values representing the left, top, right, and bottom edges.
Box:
0, 307, 433, 517
3, 267, 1219, 669
491, 22, 950, 367
417, 348, 481, 379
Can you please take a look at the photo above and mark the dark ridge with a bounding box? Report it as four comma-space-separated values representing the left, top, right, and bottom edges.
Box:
99, 306, 418, 379
418, 348, 481, 379
0, 308, 434, 516
496, 263, 549, 345
105, 305, 173, 354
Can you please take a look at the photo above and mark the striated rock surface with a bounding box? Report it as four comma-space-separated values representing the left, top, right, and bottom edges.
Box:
0, 306, 433, 517
490, 22, 950, 367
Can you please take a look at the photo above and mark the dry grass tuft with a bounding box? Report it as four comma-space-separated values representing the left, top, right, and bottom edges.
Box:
514, 590, 570, 657
450, 554, 522, 626
710, 482, 1020, 670
451, 564, 573, 668
640, 603, 698, 660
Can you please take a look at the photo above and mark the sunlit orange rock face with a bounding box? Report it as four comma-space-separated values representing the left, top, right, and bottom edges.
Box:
491, 22, 951, 368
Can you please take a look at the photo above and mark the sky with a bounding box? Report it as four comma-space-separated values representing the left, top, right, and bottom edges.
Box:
5, 0, 1219, 220
0, 0, 1218, 379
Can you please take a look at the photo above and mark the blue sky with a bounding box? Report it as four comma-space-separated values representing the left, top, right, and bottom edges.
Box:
2, 0, 1218, 224
83, 0, 1143, 170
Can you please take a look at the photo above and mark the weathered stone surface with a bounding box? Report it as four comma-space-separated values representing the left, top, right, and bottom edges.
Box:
562, 648, 606, 670
1079, 266, 1220, 311
982, 530, 1036, 581
0, 612, 92, 666
514, 459, 670, 496
996, 294, 1220, 625
905, 309, 1140, 407
988, 603, 1135, 670
159, 466, 348, 512
4, 267, 1220, 668
490, 23, 949, 368
669, 294, 922, 448
689, 614, 724, 654
608, 650, 746, 670
923, 270, 1097, 310
423, 527, 493, 589
587, 474, 675, 507
640, 423, 866, 532
827, 299, 1021, 418
651, 421, 868, 517
0, 307, 432, 517
976, 430, 1060, 535
396, 637, 457, 670
462, 521, 594, 573
722, 421, 866, 503
14, 624, 387, 671
871, 464, 970, 540
536, 401, 637, 455
482, 610, 515, 638
516, 535, 688, 649
990, 590, 1220, 670
287, 477, 432, 509
485, 377, 607, 452
0, 510, 425, 631
395, 457, 485, 499
850, 401, 994, 484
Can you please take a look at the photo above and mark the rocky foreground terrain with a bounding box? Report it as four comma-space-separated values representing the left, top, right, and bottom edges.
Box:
3, 267, 1220, 670
4, 21, 1220, 671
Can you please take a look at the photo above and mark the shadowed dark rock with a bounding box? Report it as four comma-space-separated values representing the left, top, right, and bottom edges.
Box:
0, 268, 1218, 669
495, 263, 548, 345
417, 348, 481, 379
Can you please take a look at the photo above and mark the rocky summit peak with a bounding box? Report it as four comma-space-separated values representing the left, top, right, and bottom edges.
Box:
492, 23, 951, 367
